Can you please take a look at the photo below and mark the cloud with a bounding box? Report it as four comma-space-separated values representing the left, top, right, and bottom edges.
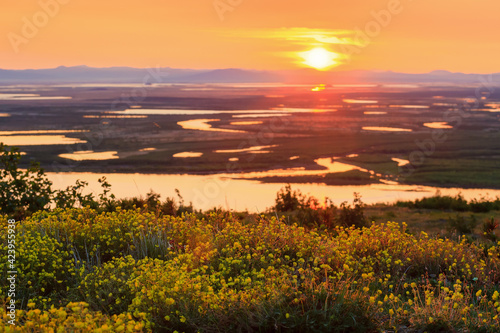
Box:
218, 27, 364, 70
222, 27, 363, 47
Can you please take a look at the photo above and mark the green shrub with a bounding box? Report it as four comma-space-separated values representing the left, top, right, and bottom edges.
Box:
396, 192, 500, 213
482, 217, 499, 242
0, 144, 53, 220
80, 256, 151, 315
0, 231, 79, 309
272, 185, 340, 229
336, 193, 368, 228
447, 214, 478, 235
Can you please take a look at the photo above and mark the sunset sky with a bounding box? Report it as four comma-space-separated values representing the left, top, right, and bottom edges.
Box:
2, 0, 500, 73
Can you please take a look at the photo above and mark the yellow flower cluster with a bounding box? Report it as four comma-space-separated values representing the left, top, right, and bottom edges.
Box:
0, 232, 77, 308
0, 301, 145, 332
2, 210, 500, 331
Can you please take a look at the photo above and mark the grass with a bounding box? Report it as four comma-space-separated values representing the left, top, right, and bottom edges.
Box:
366, 204, 500, 237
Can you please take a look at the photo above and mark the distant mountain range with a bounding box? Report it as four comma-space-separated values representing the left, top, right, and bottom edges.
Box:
1, 65, 499, 85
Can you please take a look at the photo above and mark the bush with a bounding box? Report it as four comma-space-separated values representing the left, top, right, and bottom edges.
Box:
272, 185, 368, 229
470, 197, 495, 213
336, 193, 368, 228
114, 189, 194, 217
0, 144, 53, 220
21, 208, 214, 269
0, 231, 78, 308
80, 256, 150, 315
272, 184, 342, 229
396, 192, 500, 213
447, 214, 478, 235
274, 184, 317, 212
482, 217, 499, 242
397, 192, 469, 211
1, 144, 189, 219
0, 144, 119, 219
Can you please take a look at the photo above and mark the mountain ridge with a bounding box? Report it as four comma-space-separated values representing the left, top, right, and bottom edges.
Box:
1, 66, 499, 84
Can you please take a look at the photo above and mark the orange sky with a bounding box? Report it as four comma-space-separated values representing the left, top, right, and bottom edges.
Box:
1, 0, 500, 73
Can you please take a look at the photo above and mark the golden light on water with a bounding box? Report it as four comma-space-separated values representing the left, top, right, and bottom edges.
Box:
300, 47, 339, 70
311, 84, 326, 92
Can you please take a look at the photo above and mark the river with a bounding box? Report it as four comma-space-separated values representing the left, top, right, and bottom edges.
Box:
46, 172, 500, 212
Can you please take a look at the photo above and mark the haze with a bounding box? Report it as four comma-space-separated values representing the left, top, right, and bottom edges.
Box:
2, 0, 500, 73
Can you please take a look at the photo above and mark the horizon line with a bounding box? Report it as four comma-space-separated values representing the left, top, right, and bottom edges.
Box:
1, 65, 499, 76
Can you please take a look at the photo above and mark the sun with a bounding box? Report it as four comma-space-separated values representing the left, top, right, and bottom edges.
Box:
300, 47, 338, 70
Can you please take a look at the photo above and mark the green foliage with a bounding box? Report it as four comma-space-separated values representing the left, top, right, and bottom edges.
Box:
273, 184, 338, 229
397, 191, 500, 213
273, 185, 367, 229
0, 144, 113, 218
397, 192, 469, 211
54, 179, 99, 210
469, 197, 500, 213
482, 217, 499, 242
447, 214, 478, 235
113, 189, 194, 217
80, 256, 147, 315
1, 144, 192, 220
337, 193, 368, 229
416, 318, 453, 332
268, 285, 378, 332
0, 144, 53, 219
274, 184, 310, 212
0, 230, 78, 308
